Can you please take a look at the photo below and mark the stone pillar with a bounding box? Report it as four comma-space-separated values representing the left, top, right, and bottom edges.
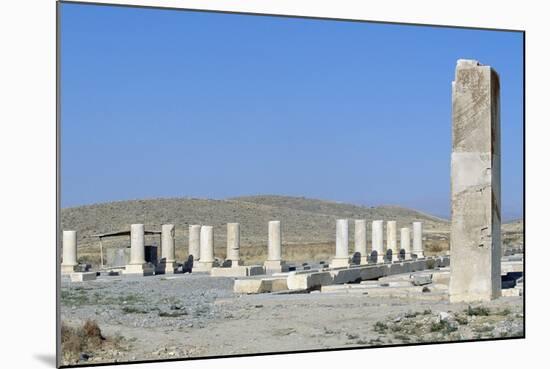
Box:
160, 224, 177, 274
449, 59, 501, 302
354, 219, 368, 264
61, 230, 78, 274
188, 225, 201, 260
125, 224, 153, 275
226, 223, 242, 266
400, 227, 411, 260
412, 222, 425, 258
371, 220, 384, 263
386, 221, 398, 259
330, 219, 350, 268
264, 220, 284, 273
198, 225, 215, 270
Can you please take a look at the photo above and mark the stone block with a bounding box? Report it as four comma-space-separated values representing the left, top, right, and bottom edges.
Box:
287, 271, 333, 290
70, 272, 97, 282
123, 263, 154, 276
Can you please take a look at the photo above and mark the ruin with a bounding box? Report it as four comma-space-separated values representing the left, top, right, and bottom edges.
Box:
159, 224, 177, 274
226, 222, 242, 266
196, 225, 215, 271
264, 220, 286, 273
61, 230, 78, 274
386, 220, 398, 260
188, 224, 201, 260
354, 219, 368, 264
124, 224, 154, 276
449, 59, 502, 302
371, 220, 384, 263
330, 219, 350, 268
412, 221, 424, 258
400, 227, 411, 260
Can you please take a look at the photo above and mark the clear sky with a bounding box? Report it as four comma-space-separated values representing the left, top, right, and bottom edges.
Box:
60, 3, 524, 220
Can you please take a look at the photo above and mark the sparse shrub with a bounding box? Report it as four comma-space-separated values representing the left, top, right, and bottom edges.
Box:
423, 309, 432, 315
496, 308, 511, 316
61, 320, 105, 364
455, 314, 469, 325
466, 305, 490, 316
430, 320, 458, 334
374, 321, 388, 333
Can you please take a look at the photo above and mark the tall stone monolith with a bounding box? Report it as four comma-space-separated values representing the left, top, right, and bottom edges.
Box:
61, 230, 78, 274
449, 59, 501, 302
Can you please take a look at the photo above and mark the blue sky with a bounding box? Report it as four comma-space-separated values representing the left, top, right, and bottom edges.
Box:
60, 3, 524, 220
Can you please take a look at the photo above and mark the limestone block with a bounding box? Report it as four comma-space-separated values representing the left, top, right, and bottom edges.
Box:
70, 272, 97, 282
286, 271, 333, 290
234, 279, 263, 294
450, 59, 501, 303
123, 263, 154, 276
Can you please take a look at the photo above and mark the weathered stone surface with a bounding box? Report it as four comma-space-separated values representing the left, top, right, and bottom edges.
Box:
371, 220, 384, 260
61, 230, 78, 274
124, 224, 154, 275
287, 271, 333, 290
197, 226, 215, 270
70, 272, 97, 282
159, 224, 177, 274
354, 219, 368, 264
412, 222, 424, 258
226, 223, 240, 263
210, 265, 265, 277
188, 225, 201, 260
330, 219, 349, 268
400, 227, 411, 260
386, 221, 398, 257
450, 59, 501, 303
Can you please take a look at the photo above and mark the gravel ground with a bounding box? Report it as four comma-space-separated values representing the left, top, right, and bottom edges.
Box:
60, 272, 524, 366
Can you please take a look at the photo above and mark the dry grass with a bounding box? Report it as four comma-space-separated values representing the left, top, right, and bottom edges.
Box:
61, 320, 103, 363
61, 320, 124, 365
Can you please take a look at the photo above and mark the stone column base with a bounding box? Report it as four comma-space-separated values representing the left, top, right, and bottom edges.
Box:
124, 263, 154, 276
156, 261, 178, 274
194, 261, 215, 272
264, 260, 285, 274
413, 252, 425, 259
61, 264, 77, 274
329, 258, 350, 268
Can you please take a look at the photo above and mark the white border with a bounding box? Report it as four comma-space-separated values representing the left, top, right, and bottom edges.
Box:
1, 1, 547, 368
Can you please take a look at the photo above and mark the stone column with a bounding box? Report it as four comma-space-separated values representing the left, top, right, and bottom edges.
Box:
264, 220, 284, 273
449, 59, 501, 302
354, 219, 368, 264
188, 225, 201, 260
412, 222, 425, 258
400, 227, 411, 260
226, 223, 242, 266
371, 220, 384, 262
198, 225, 215, 270
386, 221, 398, 259
160, 224, 177, 274
330, 219, 350, 268
61, 230, 78, 274
125, 224, 153, 275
